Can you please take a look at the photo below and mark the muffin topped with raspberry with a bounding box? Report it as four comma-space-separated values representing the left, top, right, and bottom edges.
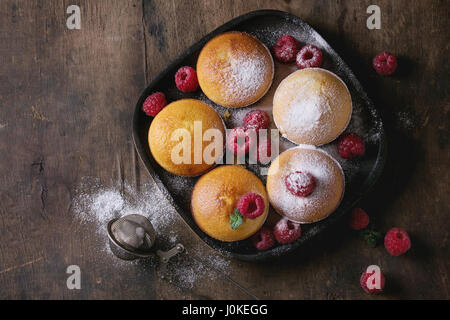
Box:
191, 165, 269, 242
267, 146, 345, 223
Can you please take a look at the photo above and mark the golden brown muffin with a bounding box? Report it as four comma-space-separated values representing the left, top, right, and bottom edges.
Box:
197, 31, 274, 108
273, 68, 352, 146
266, 146, 345, 223
148, 99, 225, 177
191, 165, 269, 242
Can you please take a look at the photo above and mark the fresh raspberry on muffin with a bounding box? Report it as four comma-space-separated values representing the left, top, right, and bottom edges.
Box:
243, 109, 270, 132
384, 228, 411, 256
252, 226, 275, 251
373, 51, 398, 76
142, 92, 167, 116
296, 44, 323, 69
273, 218, 301, 244
226, 127, 256, 156
284, 171, 316, 197
360, 267, 386, 294
236, 192, 265, 219
273, 35, 300, 63
175, 66, 199, 92
349, 208, 370, 230
337, 133, 366, 159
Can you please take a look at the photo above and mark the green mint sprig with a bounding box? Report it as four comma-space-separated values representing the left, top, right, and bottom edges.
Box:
359, 229, 383, 248
230, 209, 243, 230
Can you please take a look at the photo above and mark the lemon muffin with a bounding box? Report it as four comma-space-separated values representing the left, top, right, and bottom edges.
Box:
191, 165, 269, 242
266, 146, 345, 223
273, 68, 352, 146
148, 99, 225, 177
197, 31, 274, 108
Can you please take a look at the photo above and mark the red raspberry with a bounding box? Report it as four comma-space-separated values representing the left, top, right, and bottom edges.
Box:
360, 268, 385, 294
349, 208, 370, 230
226, 127, 256, 156
296, 44, 323, 69
272, 35, 300, 63
384, 228, 411, 256
243, 109, 270, 132
284, 171, 316, 197
252, 227, 275, 251
142, 92, 167, 116
236, 192, 265, 219
373, 51, 398, 76
337, 133, 366, 159
257, 134, 272, 163
273, 218, 301, 244
175, 66, 199, 92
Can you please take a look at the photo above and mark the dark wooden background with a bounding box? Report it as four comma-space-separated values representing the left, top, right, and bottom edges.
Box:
0, 0, 448, 299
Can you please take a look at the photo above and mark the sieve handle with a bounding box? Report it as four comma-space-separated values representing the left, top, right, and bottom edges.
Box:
156, 244, 184, 263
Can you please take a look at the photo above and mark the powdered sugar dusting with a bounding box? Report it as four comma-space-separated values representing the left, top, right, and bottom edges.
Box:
286, 171, 312, 191
218, 50, 273, 104
396, 110, 415, 131
284, 87, 331, 131
164, 246, 231, 289
71, 177, 230, 290
73, 180, 176, 237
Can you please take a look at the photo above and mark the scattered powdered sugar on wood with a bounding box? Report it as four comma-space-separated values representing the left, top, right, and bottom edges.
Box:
73, 179, 176, 237
164, 246, 231, 289
71, 177, 230, 290
396, 110, 416, 131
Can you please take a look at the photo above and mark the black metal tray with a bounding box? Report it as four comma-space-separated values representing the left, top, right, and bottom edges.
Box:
133, 10, 386, 261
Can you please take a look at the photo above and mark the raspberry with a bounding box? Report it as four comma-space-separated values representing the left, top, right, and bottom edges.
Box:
373, 51, 398, 76
296, 44, 323, 69
142, 92, 167, 117
272, 35, 300, 63
252, 227, 275, 251
175, 66, 199, 92
337, 133, 366, 159
226, 127, 256, 156
349, 208, 370, 230
243, 109, 270, 132
273, 218, 301, 244
360, 268, 385, 294
384, 228, 411, 256
257, 134, 272, 163
284, 171, 316, 197
236, 192, 265, 219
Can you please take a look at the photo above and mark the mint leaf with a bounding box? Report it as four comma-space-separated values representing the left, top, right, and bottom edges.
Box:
230, 209, 243, 230
359, 229, 383, 247
367, 237, 377, 248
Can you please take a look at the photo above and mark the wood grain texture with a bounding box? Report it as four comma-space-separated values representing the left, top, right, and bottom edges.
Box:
0, 0, 448, 299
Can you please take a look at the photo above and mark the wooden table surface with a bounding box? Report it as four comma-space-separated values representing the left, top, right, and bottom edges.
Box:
0, 0, 448, 300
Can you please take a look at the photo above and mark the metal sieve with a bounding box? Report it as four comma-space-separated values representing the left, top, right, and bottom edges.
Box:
107, 214, 184, 262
